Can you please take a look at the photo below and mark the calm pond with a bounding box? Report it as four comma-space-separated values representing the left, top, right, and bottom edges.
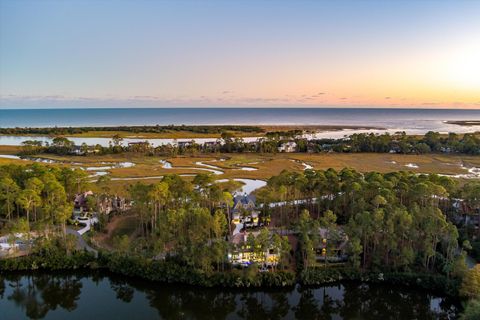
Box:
0, 272, 460, 319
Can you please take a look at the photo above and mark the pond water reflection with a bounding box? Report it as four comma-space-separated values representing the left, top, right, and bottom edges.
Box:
0, 272, 460, 319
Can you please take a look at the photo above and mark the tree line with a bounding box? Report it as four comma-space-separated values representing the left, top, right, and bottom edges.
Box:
1, 162, 479, 316
0, 163, 289, 274
19, 130, 480, 156
0, 125, 264, 136
257, 168, 478, 276
125, 173, 290, 273
0, 163, 92, 252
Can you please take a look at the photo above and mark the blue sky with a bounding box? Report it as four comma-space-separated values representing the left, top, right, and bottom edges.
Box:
1, 0, 479, 108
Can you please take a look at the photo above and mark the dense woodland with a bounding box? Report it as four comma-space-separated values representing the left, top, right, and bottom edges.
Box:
1, 163, 479, 316
18, 130, 480, 156
0, 164, 288, 274
1, 163, 478, 273
258, 169, 479, 272
0, 125, 264, 136
0, 164, 91, 253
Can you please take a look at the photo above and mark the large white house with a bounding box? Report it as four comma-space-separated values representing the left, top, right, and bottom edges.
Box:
278, 141, 297, 153
229, 230, 280, 268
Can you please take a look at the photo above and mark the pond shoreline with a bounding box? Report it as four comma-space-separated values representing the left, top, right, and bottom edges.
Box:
0, 268, 463, 299
0, 269, 462, 319
0, 251, 462, 297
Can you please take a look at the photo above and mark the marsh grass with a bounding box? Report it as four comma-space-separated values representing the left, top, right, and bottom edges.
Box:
2, 149, 478, 192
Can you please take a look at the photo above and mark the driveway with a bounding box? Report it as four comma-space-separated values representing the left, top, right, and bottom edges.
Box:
67, 217, 99, 256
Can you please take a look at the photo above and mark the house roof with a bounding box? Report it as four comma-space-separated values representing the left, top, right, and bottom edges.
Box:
231, 232, 247, 245
233, 194, 256, 206
230, 230, 263, 245
74, 190, 94, 207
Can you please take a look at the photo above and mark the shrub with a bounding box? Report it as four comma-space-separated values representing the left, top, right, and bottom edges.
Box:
299, 266, 461, 296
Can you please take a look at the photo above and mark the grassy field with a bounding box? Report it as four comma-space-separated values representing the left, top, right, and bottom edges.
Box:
162, 152, 480, 176
93, 215, 138, 249
3, 151, 479, 176
445, 121, 480, 127
0, 129, 263, 139
0, 125, 382, 139
1, 150, 478, 193
59, 130, 263, 139
0, 145, 21, 154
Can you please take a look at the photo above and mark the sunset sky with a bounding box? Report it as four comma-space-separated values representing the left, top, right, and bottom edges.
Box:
1, 0, 479, 108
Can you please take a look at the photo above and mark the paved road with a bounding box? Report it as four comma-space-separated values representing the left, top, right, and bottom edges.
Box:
66, 219, 98, 257
76, 217, 98, 235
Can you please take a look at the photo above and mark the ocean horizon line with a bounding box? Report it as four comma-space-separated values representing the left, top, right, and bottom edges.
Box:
1, 106, 480, 111
1, 108, 479, 130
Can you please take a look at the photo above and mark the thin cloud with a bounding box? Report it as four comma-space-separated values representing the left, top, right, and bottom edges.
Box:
2, 93, 480, 108
132, 95, 161, 100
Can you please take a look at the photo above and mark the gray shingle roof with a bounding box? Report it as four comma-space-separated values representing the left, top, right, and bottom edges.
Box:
233, 194, 256, 206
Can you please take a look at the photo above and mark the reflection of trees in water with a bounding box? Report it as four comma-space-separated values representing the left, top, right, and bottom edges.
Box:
236, 291, 290, 319
1, 274, 460, 319
4, 273, 82, 319
294, 286, 342, 320
294, 288, 319, 318
107, 274, 237, 320
105, 277, 458, 319
339, 282, 458, 320
293, 283, 460, 320
144, 286, 237, 320
109, 278, 134, 303
0, 276, 5, 299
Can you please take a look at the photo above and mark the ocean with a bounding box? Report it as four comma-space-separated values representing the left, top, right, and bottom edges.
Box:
0, 108, 479, 131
